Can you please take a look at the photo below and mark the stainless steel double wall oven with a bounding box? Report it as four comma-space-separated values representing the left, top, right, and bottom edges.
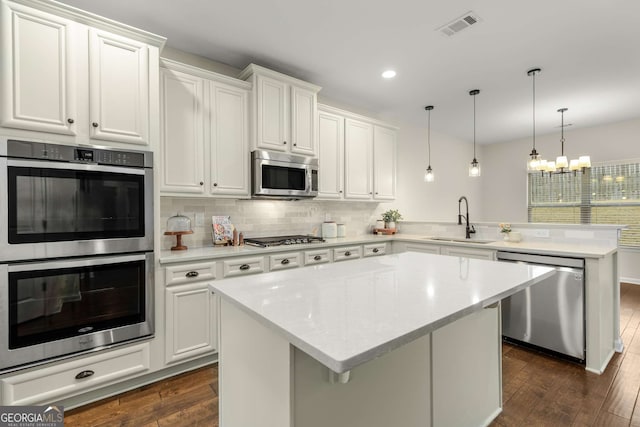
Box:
0, 138, 154, 371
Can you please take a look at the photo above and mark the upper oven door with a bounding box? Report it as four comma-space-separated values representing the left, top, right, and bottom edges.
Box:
0, 158, 153, 262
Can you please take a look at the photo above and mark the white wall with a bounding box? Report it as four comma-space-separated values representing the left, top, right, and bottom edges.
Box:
479, 118, 640, 222
393, 119, 483, 222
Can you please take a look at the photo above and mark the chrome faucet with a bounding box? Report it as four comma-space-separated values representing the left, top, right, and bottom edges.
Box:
458, 196, 476, 239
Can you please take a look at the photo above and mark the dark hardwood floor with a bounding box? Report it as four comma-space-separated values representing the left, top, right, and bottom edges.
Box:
66, 283, 640, 427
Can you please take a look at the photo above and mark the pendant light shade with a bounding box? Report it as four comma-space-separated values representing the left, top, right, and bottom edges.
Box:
527, 68, 542, 171
469, 89, 481, 177
424, 105, 435, 183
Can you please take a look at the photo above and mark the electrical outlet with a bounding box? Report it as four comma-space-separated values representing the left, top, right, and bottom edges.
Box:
534, 229, 550, 238
195, 212, 204, 227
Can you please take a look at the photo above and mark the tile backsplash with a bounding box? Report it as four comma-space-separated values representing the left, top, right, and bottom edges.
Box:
160, 197, 386, 250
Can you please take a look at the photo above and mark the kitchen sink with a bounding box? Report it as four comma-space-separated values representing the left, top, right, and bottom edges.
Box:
425, 237, 495, 244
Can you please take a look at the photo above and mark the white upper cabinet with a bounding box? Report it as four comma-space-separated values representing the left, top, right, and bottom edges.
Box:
240, 64, 320, 157
209, 81, 249, 196
373, 125, 396, 200
0, 0, 164, 148
344, 118, 374, 200
317, 109, 344, 199
160, 59, 250, 198
159, 67, 205, 194
317, 104, 397, 201
0, 2, 78, 134
89, 28, 149, 145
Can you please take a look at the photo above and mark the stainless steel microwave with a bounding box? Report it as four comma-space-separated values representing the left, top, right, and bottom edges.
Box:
251, 150, 318, 199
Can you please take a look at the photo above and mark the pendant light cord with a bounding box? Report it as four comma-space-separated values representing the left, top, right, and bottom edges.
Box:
427, 109, 431, 164
532, 71, 536, 151
560, 109, 565, 156
473, 92, 477, 158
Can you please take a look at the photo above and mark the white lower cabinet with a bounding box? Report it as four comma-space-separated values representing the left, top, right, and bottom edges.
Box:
440, 246, 496, 260
223, 256, 265, 278
269, 252, 301, 271
333, 246, 362, 262
363, 243, 387, 257
165, 282, 218, 364
399, 242, 441, 255
432, 304, 501, 426
303, 249, 331, 265
0, 342, 150, 405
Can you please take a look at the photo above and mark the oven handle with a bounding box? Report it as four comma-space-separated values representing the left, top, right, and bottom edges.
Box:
7, 253, 149, 272
7, 159, 145, 175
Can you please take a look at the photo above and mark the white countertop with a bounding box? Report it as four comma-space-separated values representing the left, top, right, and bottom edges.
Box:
211, 252, 554, 373
159, 233, 616, 264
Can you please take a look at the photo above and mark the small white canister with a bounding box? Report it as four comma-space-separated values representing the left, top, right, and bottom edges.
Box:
337, 223, 346, 238
322, 221, 337, 238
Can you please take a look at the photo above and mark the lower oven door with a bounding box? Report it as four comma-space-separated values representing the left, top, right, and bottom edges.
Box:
0, 252, 154, 372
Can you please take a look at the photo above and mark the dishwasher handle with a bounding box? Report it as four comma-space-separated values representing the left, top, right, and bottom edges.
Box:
497, 251, 584, 269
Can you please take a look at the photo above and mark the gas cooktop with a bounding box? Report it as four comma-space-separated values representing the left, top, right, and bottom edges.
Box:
243, 235, 325, 248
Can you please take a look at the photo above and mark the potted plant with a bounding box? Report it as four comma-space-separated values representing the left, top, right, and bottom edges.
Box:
382, 209, 402, 230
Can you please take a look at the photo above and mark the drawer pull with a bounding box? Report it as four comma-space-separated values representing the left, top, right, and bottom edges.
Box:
313, 255, 322, 261
75, 370, 95, 380
373, 248, 379, 253
281, 259, 290, 265
344, 251, 351, 257
185, 271, 199, 278
239, 264, 251, 271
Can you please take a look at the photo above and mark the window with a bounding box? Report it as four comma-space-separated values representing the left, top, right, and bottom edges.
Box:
528, 160, 640, 247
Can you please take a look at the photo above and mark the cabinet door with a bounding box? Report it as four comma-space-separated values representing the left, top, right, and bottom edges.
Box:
159, 68, 205, 194
405, 243, 440, 255
290, 85, 316, 156
317, 110, 344, 199
373, 126, 396, 200
0, 2, 78, 135
210, 81, 250, 197
89, 28, 149, 145
165, 282, 217, 364
344, 119, 373, 199
256, 75, 288, 151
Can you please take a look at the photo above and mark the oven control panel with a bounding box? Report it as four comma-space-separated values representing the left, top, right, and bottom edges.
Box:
6, 139, 149, 168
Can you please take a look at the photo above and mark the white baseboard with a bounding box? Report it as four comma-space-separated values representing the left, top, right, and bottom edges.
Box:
621, 277, 640, 285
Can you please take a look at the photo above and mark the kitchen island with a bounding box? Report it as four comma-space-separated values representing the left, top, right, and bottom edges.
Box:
211, 252, 554, 427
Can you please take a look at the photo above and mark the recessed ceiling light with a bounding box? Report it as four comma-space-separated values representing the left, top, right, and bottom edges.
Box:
382, 70, 396, 79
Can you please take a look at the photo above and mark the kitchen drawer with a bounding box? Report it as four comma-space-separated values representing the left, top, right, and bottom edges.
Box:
269, 252, 301, 271
363, 243, 387, 257
165, 261, 216, 286
1, 343, 150, 406
223, 256, 265, 278
333, 246, 362, 262
304, 249, 331, 265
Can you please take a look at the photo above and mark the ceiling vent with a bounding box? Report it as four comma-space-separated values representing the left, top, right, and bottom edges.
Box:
437, 11, 482, 37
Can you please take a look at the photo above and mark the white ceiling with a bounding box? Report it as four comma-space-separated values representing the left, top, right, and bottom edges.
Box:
60, 0, 640, 145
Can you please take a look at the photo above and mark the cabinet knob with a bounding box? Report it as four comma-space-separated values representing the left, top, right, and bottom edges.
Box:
283, 141, 287, 145
92, 122, 99, 128
293, 143, 297, 147
213, 183, 218, 187
67, 118, 74, 124
373, 248, 379, 253
369, 192, 373, 195
185, 271, 199, 278
239, 264, 250, 271
199, 181, 204, 186
344, 251, 351, 257
375, 192, 379, 195
281, 259, 290, 265
313, 255, 322, 261
75, 370, 95, 380
339, 190, 343, 193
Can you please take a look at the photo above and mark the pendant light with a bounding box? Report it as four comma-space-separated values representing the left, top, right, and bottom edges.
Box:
424, 105, 435, 182
527, 68, 542, 171
469, 89, 481, 177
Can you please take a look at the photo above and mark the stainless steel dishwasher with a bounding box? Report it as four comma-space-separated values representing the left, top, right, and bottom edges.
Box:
498, 251, 585, 363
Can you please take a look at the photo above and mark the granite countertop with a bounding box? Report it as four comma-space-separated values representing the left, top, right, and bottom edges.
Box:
211, 251, 554, 373
159, 233, 617, 264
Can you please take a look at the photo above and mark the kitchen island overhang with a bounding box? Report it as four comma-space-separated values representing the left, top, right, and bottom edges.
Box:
212, 252, 555, 427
